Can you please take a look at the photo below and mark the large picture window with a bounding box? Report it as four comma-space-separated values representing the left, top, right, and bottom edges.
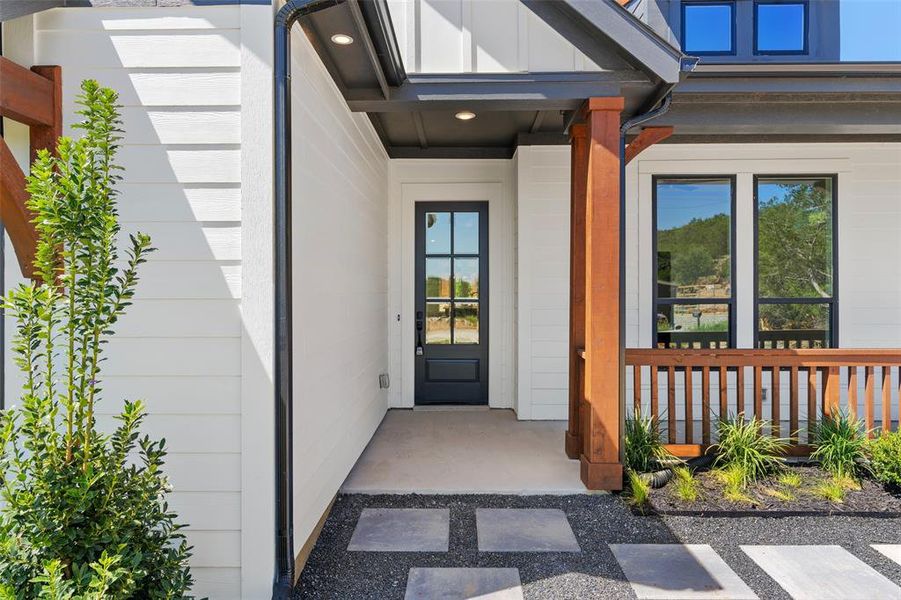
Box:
755, 176, 837, 348
654, 177, 735, 348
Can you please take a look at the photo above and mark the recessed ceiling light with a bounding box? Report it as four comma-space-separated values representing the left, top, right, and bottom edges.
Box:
455, 110, 476, 121
330, 33, 354, 45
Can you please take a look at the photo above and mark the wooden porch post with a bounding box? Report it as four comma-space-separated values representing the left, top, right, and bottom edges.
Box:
580, 97, 624, 490
566, 124, 588, 459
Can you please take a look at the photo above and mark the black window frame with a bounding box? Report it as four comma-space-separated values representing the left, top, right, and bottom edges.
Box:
753, 174, 838, 348
681, 0, 737, 57
753, 0, 809, 56
652, 175, 738, 349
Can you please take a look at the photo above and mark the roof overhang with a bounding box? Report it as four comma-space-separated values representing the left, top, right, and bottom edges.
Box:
520, 0, 685, 85
299, 0, 686, 158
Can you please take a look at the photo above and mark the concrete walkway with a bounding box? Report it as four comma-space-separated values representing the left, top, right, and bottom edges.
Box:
341, 409, 583, 494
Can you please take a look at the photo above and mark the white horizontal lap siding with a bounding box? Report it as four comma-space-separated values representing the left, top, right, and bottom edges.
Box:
26, 7, 245, 598
289, 32, 390, 557
387, 0, 600, 73
515, 146, 570, 420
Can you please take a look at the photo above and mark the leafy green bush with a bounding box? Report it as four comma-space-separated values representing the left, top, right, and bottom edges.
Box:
811, 412, 868, 479
711, 415, 788, 485
868, 430, 901, 488
626, 470, 650, 509
0, 81, 192, 598
624, 410, 673, 473
672, 466, 698, 502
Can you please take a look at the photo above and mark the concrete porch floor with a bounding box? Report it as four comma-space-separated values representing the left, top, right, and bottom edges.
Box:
341, 409, 585, 494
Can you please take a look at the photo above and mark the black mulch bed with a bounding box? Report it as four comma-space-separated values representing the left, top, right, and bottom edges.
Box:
295, 493, 901, 600
644, 466, 901, 516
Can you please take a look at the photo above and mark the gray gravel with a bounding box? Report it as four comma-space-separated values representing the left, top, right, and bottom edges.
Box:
295, 493, 901, 599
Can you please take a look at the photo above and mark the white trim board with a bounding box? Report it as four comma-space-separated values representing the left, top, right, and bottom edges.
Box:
389, 161, 515, 412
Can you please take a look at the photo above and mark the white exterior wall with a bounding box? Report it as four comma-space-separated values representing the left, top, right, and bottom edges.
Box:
289, 30, 391, 554
514, 142, 901, 421
2, 6, 276, 598
386, 0, 602, 73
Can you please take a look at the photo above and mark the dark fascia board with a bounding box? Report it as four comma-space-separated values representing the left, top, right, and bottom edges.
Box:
680, 74, 901, 96
691, 62, 901, 76
655, 97, 901, 136
1, 0, 64, 21
346, 71, 652, 113
521, 0, 685, 84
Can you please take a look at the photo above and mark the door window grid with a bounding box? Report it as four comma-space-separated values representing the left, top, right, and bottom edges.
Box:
425, 211, 480, 345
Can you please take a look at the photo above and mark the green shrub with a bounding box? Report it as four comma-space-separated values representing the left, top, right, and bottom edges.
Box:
812, 477, 846, 503
711, 415, 788, 485
672, 466, 698, 502
776, 472, 802, 488
627, 470, 651, 509
624, 409, 673, 473
811, 412, 868, 478
0, 81, 192, 598
713, 465, 755, 503
868, 430, 901, 488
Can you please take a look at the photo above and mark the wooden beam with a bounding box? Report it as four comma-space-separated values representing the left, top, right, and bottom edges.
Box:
566, 123, 588, 460
28, 65, 63, 166
0, 139, 38, 279
624, 126, 673, 164
581, 96, 624, 491
0, 57, 56, 127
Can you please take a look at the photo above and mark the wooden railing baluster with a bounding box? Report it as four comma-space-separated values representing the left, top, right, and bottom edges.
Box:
667, 366, 676, 442
882, 366, 892, 433
753, 366, 762, 421
865, 366, 875, 434
737, 366, 745, 416
848, 366, 858, 420
790, 366, 799, 444
684, 367, 694, 445
701, 366, 711, 444
633, 365, 641, 414
719, 366, 728, 420
772, 367, 781, 438
650, 366, 659, 423
807, 368, 818, 444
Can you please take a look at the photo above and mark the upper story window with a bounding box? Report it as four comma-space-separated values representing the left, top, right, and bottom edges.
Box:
654, 177, 735, 349
755, 1, 808, 55
682, 1, 736, 55
755, 176, 836, 348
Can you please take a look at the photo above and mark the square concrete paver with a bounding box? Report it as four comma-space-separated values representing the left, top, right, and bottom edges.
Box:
873, 544, 901, 566
742, 545, 901, 600
476, 508, 580, 552
404, 568, 524, 600
610, 544, 758, 600
348, 508, 449, 552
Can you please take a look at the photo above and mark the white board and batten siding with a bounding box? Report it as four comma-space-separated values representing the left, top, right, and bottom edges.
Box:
1, 7, 251, 598
512, 142, 901, 422
289, 29, 391, 561
386, 0, 602, 73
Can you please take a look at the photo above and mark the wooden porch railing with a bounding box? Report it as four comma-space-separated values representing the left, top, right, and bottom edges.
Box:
620, 349, 901, 457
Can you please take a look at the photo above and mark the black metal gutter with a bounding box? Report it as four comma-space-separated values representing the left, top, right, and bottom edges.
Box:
273, 1, 343, 598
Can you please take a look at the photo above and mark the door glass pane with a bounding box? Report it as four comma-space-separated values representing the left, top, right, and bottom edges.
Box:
453, 302, 479, 344
656, 178, 732, 300
454, 258, 479, 299
656, 303, 730, 349
454, 212, 479, 254
425, 258, 451, 298
758, 303, 830, 349
425, 212, 451, 254
756, 177, 833, 299
426, 302, 451, 344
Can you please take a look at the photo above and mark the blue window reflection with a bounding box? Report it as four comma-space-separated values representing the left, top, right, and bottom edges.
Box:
756, 2, 807, 54
683, 2, 734, 54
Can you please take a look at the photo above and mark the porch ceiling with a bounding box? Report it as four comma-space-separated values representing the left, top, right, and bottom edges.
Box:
299, 0, 668, 158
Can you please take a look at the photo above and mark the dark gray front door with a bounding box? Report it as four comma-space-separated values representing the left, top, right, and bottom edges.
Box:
415, 202, 488, 405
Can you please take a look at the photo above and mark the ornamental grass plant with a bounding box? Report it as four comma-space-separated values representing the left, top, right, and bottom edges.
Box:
0, 81, 193, 598
711, 415, 788, 487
